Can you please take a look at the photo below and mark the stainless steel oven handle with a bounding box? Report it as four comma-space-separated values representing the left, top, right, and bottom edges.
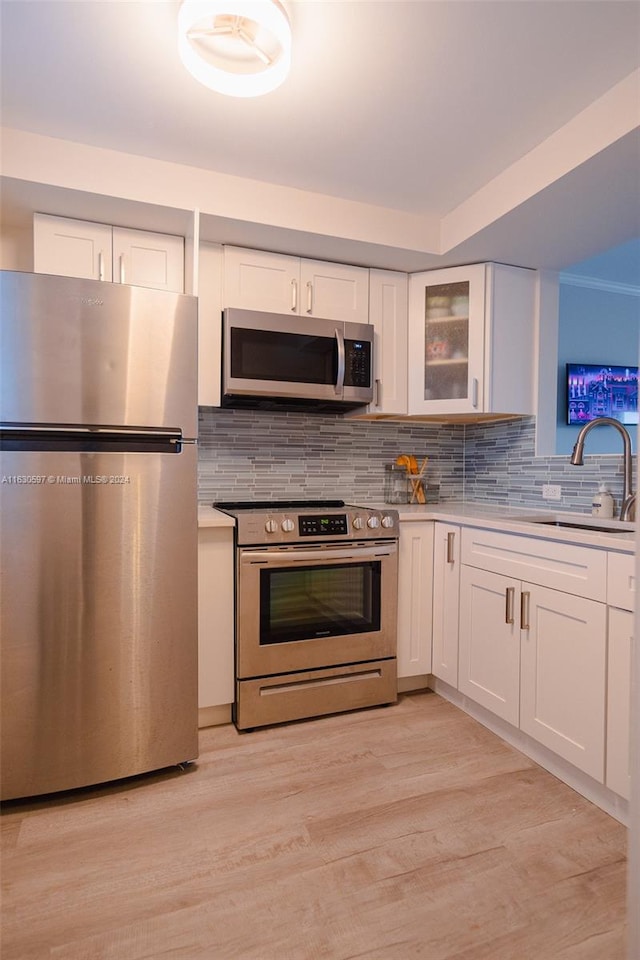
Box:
335, 327, 345, 396
240, 544, 397, 564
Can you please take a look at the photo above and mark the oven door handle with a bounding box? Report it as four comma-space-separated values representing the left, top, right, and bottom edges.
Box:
241, 544, 397, 564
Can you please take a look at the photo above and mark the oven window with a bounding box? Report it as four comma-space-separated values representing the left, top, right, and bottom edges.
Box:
260, 561, 381, 644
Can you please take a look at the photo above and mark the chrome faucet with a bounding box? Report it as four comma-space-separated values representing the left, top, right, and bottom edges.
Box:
570, 417, 636, 521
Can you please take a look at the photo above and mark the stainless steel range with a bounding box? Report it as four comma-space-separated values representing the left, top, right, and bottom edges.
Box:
215, 500, 399, 730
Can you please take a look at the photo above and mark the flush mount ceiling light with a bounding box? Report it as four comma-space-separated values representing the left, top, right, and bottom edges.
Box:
178, 0, 292, 98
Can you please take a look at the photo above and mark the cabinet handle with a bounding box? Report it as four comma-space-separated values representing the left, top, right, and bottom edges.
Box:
505, 586, 515, 625
472, 378, 479, 408
306, 280, 313, 314
119, 255, 125, 284
520, 591, 530, 630
374, 378, 381, 407
291, 278, 298, 312
446, 531, 455, 564
98, 252, 105, 282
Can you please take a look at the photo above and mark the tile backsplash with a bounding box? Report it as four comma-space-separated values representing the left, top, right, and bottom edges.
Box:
464, 416, 631, 514
198, 409, 631, 515
198, 408, 464, 504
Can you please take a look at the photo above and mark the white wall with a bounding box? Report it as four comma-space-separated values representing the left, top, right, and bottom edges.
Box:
0, 225, 32, 271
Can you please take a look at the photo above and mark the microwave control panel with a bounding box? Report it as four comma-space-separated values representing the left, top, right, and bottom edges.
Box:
344, 340, 371, 387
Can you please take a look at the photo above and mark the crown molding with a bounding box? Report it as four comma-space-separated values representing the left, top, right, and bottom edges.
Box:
559, 272, 640, 297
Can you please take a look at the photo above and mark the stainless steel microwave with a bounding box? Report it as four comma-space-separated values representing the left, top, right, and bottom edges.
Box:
221, 308, 374, 411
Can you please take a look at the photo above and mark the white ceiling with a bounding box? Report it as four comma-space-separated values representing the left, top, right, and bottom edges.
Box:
1, 0, 639, 275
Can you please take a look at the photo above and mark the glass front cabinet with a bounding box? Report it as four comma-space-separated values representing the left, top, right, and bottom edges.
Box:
408, 263, 536, 417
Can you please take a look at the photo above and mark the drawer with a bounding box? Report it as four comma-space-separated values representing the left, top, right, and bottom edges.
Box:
607, 551, 636, 611
460, 527, 607, 601
235, 659, 397, 729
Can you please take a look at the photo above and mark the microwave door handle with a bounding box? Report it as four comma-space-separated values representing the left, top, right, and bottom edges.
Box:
335, 327, 345, 396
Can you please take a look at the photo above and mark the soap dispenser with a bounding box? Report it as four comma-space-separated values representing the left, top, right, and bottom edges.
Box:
592, 483, 614, 519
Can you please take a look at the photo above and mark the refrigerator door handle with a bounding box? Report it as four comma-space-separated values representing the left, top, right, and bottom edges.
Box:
1, 424, 183, 439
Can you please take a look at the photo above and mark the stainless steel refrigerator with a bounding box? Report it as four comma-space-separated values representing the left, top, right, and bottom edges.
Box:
0, 270, 199, 800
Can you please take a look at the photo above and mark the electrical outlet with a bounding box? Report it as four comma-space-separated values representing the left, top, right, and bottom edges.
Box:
542, 484, 562, 501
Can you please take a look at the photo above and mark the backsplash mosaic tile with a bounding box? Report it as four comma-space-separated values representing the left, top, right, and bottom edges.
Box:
463, 416, 631, 514
197, 408, 464, 504
198, 409, 632, 515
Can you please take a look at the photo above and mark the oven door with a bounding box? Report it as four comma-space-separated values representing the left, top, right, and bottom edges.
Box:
236, 540, 398, 679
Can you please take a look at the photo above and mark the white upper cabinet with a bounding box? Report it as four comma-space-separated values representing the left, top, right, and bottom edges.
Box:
223, 247, 299, 313
34, 214, 113, 281
408, 262, 536, 416
223, 246, 369, 323
111, 227, 185, 292
366, 269, 408, 415
298, 258, 369, 323
34, 214, 184, 292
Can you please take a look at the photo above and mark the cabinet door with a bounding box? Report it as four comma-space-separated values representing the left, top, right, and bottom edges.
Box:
520, 584, 606, 781
112, 227, 184, 292
366, 269, 408, 415
396, 522, 434, 678
223, 246, 299, 313
432, 523, 460, 686
198, 527, 235, 708
459, 565, 520, 724
300, 258, 369, 323
408, 263, 486, 415
606, 606, 633, 798
34, 213, 112, 281
607, 551, 636, 612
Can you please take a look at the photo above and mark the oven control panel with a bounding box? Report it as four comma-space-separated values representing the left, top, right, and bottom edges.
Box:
299, 514, 348, 537
230, 505, 399, 545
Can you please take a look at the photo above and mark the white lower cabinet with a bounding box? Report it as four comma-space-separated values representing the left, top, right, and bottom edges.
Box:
198, 526, 235, 711
519, 584, 606, 780
459, 566, 521, 725
458, 529, 608, 781
431, 523, 460, 686
396, 521, 434, 678
606, 549, 635, 800
606, 607, 633, 799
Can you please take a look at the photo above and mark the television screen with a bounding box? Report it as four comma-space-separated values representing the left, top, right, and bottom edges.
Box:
567, 364, 639, 426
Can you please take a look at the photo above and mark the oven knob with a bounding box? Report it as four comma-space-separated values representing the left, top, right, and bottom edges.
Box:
352, 516, 364, 530
265, 519, 278, 533
281, 518, 295, 533
381, 515, 395, 528
367, 516, 380, 529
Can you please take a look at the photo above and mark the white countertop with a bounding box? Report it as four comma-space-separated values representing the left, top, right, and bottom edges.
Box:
387, 501, 636, 553
198, 500, 635, 552
198, 505, 236, 529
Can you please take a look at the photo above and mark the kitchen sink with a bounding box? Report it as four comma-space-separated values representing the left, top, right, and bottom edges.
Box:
521, 517, 634, 535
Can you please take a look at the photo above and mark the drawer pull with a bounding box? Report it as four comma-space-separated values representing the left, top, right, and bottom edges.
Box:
447, 531, 455, 564
505, 586, 515, 625
521, 590, 530, 630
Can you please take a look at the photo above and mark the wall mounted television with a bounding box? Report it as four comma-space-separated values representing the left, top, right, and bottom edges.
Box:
566, 363, 639, 426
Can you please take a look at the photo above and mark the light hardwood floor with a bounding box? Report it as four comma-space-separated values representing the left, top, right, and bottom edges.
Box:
1, 691, 627, 960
